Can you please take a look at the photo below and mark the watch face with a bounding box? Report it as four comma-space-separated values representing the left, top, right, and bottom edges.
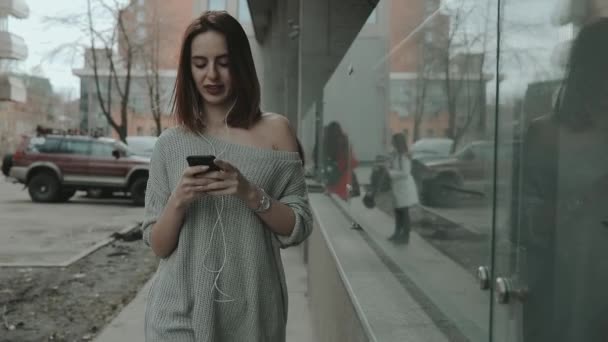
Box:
255, 189, 271, 212
261, 193, 271, 210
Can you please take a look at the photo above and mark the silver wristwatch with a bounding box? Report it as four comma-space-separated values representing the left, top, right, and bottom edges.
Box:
254, 187, 272, 213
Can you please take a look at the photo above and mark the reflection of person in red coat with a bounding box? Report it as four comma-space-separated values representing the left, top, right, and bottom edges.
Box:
323, 122, 359, 200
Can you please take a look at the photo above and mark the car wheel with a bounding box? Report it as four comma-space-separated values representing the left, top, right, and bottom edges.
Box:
28, 172, 61, 203
58, 188, 77, 202
129, 177, 148, 206
2, 154, 12, 177
428, 173, 461, 207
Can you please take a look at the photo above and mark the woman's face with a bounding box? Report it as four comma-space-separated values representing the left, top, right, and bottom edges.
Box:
190, 30, 233, 107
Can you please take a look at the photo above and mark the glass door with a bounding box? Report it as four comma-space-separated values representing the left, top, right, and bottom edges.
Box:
491, 0, 608, 341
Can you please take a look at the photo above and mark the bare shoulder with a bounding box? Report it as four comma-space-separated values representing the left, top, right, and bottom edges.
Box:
258, 113, 298, 152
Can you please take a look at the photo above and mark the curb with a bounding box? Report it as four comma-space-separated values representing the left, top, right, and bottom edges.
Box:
0, 222, 142, 268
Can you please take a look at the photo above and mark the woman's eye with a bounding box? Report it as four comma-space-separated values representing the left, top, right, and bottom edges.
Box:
193, 63, 205, 69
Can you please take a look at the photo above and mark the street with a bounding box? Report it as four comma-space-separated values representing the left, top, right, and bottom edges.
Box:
0, 180, 144, 266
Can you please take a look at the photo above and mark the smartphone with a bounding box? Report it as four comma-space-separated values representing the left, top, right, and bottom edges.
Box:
186, 155, 220, 172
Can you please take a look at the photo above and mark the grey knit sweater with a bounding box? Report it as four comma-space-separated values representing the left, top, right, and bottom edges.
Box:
141, 127, 313, 342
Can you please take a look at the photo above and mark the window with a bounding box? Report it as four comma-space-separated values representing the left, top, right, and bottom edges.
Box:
28, 137, 62, 153
59, 140, 91, 155
208, 0, 226, 10
137, 126, 144, 136
91, 142, 115, 157
238, 0, 252, 23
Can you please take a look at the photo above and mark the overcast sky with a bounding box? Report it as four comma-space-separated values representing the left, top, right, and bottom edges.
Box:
11, 0, 573, 101
11, 0, 89, 98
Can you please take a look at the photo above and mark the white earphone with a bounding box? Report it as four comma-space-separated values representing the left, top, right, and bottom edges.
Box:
199, 98, 238, 303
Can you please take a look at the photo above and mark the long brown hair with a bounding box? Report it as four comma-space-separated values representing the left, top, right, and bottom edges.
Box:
323, 121, 349, 161
172, 11, 262, 132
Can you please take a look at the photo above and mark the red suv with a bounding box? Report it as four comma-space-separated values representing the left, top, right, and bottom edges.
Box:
8, 134, 150, 205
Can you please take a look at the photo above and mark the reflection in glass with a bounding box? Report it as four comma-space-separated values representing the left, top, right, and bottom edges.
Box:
386, 132, 419, 244
317, 121, 359, 201
208, 0, 227, 11
238, 0, 252, 23
312, 0, 498, 340
515, 18, 608, 342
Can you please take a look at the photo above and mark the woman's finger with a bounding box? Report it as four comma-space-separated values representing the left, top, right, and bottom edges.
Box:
203, 180, 237, 192
201, 170, 229, 181
214, 160, 237, 173
206, 189, 235, 196
184, 165, 208, 177
192, 185, 208, 193
183, 177, 204, 186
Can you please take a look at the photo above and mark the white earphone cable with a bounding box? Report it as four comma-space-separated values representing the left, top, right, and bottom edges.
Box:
198, 99, 237, 303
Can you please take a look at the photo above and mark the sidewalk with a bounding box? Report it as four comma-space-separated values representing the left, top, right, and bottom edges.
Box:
94, 245, 315, 342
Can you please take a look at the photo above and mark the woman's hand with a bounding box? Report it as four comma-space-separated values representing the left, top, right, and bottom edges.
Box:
168, 165, 213, 210
201, 160, 257, 204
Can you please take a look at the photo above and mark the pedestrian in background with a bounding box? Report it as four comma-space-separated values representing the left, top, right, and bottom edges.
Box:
319, 121, 359, 200
363, 154, 392, 210
387, 132, 418, 243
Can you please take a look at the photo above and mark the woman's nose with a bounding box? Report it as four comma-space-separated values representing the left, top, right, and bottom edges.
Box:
207, 65, 218, 79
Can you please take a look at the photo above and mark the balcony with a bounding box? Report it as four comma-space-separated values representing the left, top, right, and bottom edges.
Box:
0, 31, 27, 60
0, 0, 29, 19
0, 73, 26, 102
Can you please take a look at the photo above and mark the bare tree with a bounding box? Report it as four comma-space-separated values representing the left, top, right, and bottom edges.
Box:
137, 0, 165, 137
405, 0, 487, 149
435, 2, 487, 151
412, 45, 432, 142
46, 0, 138, 142
87, 0, 136, 142
423, 0, 548, 151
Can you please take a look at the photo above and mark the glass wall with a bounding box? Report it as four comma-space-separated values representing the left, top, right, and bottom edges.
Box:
492, 1, 608, 342
306, 0, 608, 340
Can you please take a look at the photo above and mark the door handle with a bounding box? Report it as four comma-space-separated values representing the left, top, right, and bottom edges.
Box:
496, 277, 528, 304
477, 266, 490, 290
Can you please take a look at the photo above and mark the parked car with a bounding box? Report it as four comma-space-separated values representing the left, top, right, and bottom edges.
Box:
410, 138, 454, 163
417, 140, 520, 207
126, 136, 158, 158
8, 134, 150, 205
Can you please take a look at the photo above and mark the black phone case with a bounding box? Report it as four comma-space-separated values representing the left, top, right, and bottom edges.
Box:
186, 155, 220, 171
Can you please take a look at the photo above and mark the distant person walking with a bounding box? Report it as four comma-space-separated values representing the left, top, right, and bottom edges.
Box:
320, 121, 359, 200
387, 133, 419, 243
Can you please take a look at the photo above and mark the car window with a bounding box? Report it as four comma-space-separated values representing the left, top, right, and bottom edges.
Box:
27, 137, 62, 153
114, 141, 134, 157
59, 140, 91, 155
91, 142, 115, 157
126, 137, 157, 157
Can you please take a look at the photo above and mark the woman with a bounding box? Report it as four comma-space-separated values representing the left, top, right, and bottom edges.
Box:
141, 11, 313, 341
321, 121, 359, 200
518, 18, 608, 341
388, 133, 418, 244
